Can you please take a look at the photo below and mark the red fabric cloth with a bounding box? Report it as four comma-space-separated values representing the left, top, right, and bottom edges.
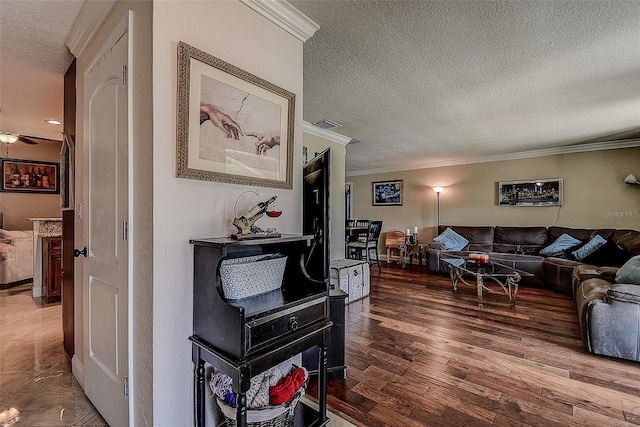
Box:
269, 368, 306, 405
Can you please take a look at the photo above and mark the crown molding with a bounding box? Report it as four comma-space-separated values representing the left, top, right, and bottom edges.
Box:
65, 0, 117, 57
239, 0, 320, 42
303, 121, 352, 145
346, 139, 640, 177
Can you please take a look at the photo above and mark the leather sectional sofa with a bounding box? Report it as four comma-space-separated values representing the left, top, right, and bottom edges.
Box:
426, 225, 640, 361
427, 225, 640, 291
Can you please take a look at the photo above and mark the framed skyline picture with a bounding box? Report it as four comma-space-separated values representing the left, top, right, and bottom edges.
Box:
176, 41, 294, 189
372, 180, 403, 206
1, 158, 59, 194
498, 178, 563, 206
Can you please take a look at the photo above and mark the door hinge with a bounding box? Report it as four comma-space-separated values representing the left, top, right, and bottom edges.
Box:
123, 65, 127, 86
123, 221, 128, 241
124, 377, 129, 398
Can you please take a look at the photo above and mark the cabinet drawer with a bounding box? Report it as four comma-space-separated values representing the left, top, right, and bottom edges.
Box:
48, 236, 62, 252
245, 296, 327, 355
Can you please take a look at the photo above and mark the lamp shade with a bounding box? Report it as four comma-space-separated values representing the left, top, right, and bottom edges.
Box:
0, 132, 18, 144
625, 174, 640, 185
432, 186, 444, 194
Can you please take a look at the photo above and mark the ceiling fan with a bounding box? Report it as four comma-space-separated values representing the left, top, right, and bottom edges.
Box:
0, 131, 63, 157
0, 131, 62, 145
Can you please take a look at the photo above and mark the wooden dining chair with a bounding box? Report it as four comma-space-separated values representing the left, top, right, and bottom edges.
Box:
346, 220, 382, 273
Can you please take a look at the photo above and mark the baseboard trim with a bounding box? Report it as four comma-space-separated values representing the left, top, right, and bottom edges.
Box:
71, 355, 85, 388
0, 278, 33, 290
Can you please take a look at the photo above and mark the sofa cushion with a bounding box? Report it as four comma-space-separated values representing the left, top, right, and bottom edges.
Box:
493, 226, 547, 254
611, 230, 640, 255
539, 233, 582, 257
615, 255, 640, 285
572, 235, 607, 261
547, 226, 594, 244
608, 284, 640, 304
439, 226, 494, 251
582, 239, 631, 267
542, 257, 581, 293
434, 227, 469, 251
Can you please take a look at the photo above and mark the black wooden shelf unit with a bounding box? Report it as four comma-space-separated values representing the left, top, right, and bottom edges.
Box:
189, 234, 331, 427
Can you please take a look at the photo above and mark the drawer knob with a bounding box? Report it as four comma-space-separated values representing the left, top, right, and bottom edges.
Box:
353, 270, 359, 276
288, 316, 298, 331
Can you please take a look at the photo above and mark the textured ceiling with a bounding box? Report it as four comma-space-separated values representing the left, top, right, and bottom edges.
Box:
1, 1, 638, 166
290, 1, 640, 174
0, 0, 84, 141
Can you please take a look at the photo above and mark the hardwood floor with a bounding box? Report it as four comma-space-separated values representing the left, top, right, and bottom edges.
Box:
309, 263, 640, 426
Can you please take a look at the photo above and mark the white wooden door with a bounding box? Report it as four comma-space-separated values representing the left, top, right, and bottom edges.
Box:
83, 30, 129, 427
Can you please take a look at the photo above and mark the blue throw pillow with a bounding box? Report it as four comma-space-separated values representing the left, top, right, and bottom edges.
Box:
583, 240, 631, 267
615, 255, 640, 285
571, 235, 607, 261
434, 227, 469, 251
539, 233, 582, 257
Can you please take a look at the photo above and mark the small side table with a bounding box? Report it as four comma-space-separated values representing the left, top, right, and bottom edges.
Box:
401, 243, 427, 268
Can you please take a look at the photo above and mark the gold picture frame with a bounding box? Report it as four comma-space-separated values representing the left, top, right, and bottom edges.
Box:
176, 41, 294, 189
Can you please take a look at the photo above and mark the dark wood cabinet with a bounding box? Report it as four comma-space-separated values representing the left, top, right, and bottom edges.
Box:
189, 234, 331, 427
43, 236, 62, 304
303, 288, 347, 380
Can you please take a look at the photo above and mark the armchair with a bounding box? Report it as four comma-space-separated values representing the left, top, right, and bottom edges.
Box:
573, 257, 640, 362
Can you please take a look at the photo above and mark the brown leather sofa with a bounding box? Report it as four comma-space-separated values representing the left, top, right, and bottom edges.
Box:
427, 225, 640, 292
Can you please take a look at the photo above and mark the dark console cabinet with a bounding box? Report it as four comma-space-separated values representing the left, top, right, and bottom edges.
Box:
303, 288, 347, 379
189, 235, 331, 427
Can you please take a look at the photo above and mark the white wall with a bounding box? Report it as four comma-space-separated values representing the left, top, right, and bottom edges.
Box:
152, 2, 304, 425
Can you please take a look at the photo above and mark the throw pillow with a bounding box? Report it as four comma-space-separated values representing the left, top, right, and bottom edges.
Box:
582, 240, 631, 267
563, 242, 585, 260
433, 227, 469, 251
615, 255, 640, 285
571, 235, 607, 261
539, 233, 582, 257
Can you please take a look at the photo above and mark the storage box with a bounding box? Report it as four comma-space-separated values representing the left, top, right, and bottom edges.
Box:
330, 259, 370, 304
220, 254, 287, 300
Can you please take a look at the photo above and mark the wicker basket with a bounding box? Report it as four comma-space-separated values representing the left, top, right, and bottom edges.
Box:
220, 254, 287, 300
217, 384, 305, 427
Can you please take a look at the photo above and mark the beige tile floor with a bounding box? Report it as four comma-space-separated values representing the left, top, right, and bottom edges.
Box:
0, 283, 106, 426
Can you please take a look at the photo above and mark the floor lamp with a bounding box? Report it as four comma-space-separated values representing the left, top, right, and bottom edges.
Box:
432, 187, 444, 229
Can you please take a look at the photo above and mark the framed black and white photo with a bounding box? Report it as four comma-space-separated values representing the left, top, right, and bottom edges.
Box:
372, 180, 403, 206
176, 41, 294, 189
498, 178, 563, 206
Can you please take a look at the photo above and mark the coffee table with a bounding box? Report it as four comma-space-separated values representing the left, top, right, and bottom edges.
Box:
442, 257, 533, 307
